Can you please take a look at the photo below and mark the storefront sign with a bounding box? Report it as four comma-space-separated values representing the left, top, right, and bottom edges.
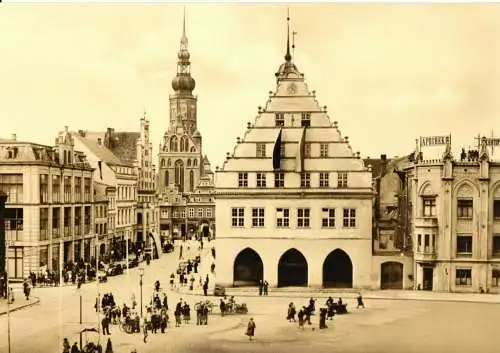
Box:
420, 135, 451, 147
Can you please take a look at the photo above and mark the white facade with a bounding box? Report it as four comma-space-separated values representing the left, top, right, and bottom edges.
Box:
408, 138, 500, 293
215, 30, 374, 289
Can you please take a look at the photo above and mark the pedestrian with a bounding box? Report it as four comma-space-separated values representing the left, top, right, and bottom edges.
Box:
141, 315, 148, 343
219, 298, 226, 317
105, 338, 113, 353
63, 338, 71, 353
356, 293, 365, 309
203, 281, 208, 296
258, 280, 263, 296
179, 245, 183, 260
70, 342, 80, 353
246, 318, 256, 341
263, 280, 269, 296
101, 315, 111, 335
23, 278, 31, 300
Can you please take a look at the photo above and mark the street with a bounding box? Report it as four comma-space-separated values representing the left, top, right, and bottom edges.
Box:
1, 242, 500, 353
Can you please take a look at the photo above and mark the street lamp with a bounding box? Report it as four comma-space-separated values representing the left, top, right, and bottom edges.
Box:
139, 265, 144, 317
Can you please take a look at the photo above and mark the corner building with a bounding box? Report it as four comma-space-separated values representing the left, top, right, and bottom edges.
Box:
407, 139, 500, 293
215, 31, 374, 288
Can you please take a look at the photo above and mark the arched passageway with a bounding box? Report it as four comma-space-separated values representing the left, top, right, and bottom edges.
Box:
278, 248, 308, 287
322, 249, 353, 288
380, 261, 403, 289
233, 248, 263, 286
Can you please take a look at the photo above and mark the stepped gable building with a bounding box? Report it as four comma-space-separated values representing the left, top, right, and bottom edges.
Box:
72, 130, 138, 262
157, 13, 215, 242
215, 17, 378, 289
74, 117, 161, 259
405, 137, 500, 293
0, 129, 94, 281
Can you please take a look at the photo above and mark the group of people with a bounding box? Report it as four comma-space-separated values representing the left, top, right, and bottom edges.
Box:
62, 337, 114, 353
285, 294, 365, 330
258, 280, 269, 296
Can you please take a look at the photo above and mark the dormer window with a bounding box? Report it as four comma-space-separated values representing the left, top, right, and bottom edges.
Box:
275, 113, 285, 127
301, 113, 311, 127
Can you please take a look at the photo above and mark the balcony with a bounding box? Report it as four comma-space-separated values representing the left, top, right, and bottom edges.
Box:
414, 245, 437, 262
415, 216, 438, 229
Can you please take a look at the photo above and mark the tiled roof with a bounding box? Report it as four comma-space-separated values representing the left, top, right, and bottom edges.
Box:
107, 132, 139, 166
72, 133, 125, 166
364, 158, 390, 179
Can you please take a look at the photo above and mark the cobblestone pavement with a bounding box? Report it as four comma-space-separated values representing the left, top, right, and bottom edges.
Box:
1, 241, 500, 353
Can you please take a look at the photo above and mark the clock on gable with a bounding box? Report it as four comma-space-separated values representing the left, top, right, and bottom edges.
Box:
287, 82, 297, 94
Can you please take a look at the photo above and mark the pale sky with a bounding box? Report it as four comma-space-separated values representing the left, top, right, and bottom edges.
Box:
2, 3, 500, 167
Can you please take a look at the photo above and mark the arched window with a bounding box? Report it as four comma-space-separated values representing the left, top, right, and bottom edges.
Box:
193, 159, 198, 167
190, 146, 196, 152
175, 160, 185, 192
189, 170, 194, 192
187, 159, 191, 167
184, 137, 189, 152
170, 136, 178, 152
164, 170, 169, 186
179, 137, 185, 152
167, 158, 172, 167
161, 158, 165, 167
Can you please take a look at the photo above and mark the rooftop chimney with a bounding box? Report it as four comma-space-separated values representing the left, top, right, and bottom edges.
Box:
381, 154, 387, 161
11, 134, 16, 141
97, 138, 102, 145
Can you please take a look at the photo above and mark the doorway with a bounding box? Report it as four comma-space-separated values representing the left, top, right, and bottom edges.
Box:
423, 267, 433, 291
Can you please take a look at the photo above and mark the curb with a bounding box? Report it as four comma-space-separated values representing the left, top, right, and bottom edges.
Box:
169, 288, 500, 305
0, 296, 40, 317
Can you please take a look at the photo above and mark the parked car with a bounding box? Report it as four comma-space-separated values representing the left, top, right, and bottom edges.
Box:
128, 257, 139, 268
106, 263, 123, 277
176, 260, 189, 275
213, 285, 226, 297
163, 242, 174, 253
97, 270, 108, 283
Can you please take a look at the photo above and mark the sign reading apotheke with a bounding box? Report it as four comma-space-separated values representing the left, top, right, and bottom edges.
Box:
420, 135, 451, 147
485, 138, 500, 146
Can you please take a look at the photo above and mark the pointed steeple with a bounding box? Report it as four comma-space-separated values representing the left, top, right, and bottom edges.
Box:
275, 7, 301, 79
285, 8, 292, 62
172, 7, 196, 94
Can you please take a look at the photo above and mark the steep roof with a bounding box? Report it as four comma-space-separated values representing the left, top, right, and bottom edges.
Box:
71, 133, 125, 166
107, 132, 139, 165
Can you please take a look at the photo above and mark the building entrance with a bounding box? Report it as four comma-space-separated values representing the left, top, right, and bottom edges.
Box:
423, 267, 433, 291
278, 248, 308, 287
233, 248, 263, 286
380, 261, 404, 289
322, 249, 353, 288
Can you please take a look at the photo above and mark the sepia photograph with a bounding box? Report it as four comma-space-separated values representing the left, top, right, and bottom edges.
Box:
1, 1, 500, 352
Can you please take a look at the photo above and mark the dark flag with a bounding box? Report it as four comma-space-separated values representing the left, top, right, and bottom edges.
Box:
295, 127, 306, 172
272, 128, 283, 170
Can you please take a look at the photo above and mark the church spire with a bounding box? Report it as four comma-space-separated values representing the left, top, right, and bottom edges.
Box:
285, 7, 292, 62
172, 7, 196, 94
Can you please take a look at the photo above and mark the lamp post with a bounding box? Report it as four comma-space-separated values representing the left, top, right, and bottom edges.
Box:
139, 266, 144, 317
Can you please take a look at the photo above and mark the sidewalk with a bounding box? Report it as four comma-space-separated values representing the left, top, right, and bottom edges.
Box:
0, 290, 40, 316
174, 283, 500, 304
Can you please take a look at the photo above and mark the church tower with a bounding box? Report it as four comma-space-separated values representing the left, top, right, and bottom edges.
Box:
157, 10, 215, 242
169, 8, 198, 136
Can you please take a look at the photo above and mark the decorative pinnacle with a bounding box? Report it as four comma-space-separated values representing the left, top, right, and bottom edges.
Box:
182, 6, 186, 39
285, 7, 292, 62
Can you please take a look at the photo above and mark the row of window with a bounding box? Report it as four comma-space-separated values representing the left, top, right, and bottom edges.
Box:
166, 135, 196, 153
117, 184, 136, 202
238, 172, 348, 188
455, 268, 500, 287
422, 197, 500, 219
256, 141, 332, 158
160, 207, 214, 219
39, 206, 92, 241
39, 175, 92, 204
230, 207, 357, 229
160, 157, 199, 168
416, 233, 500, 256
275, 112, 312, 127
